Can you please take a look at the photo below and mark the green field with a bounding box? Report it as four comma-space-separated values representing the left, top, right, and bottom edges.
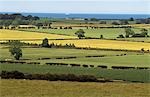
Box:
0, 64, 150, 82
19, 28, 150, 42
1, 79, 150, 97
1, 47, 149, 67
35, 55, 150, 67
1, 45, 149, 82
0, 47, 139, 59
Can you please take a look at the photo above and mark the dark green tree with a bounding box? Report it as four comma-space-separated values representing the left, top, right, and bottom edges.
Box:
42, 38, 49, 47
75, 29, 85, 39
125, 28, 135, 38
100, 35, 104, 39
9, 40, 22, 60
129, 17, 134, 21
140, 28, 148, 37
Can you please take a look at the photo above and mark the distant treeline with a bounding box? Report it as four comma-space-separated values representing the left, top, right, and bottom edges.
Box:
0, 13, 39, 20
0, 13, 41, 28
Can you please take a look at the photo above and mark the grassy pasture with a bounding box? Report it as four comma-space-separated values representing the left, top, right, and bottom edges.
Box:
19, 28, 150, 39
0, 64, 150, 82
1, 47, 149, 67
0, 47, 138, 60
35, 55, 150, 68
1, 79, 150, 97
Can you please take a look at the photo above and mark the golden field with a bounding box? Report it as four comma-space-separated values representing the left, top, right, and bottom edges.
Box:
23, 39, 150, 51
0, 29, 76, 40
49, 39, 150, 50
1, 79, 150, 97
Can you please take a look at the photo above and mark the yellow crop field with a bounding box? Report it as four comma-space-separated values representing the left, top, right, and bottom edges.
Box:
0, 29, 76, 40
22, 39, 150, 51
49, 39, 150, 50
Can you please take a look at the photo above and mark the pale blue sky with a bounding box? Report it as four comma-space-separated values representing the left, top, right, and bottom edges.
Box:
0, 0, 149, 14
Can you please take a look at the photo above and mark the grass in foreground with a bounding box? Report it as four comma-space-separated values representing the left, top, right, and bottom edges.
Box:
1, 79, 150, 97
1, 64, 150, 82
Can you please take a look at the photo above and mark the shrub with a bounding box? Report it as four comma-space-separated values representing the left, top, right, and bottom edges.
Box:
1, 71, 98, 82
1, 71, 24, 79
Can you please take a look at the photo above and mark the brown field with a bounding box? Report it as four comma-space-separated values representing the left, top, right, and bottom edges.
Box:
1, 79, 150, 97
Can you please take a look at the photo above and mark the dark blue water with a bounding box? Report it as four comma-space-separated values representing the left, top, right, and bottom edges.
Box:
1, 12, 150, 19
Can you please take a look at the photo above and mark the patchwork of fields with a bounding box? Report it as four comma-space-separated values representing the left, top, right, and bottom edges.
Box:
0, 29, 150, 83
1, 11, 150, 97
1, 29, 149, 51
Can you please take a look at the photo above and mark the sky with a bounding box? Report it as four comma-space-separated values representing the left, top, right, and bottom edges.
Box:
0, 0, 149, 14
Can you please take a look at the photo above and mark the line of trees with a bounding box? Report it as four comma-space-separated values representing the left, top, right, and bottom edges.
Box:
117, 28, 149, 38
0, 13, 40, 28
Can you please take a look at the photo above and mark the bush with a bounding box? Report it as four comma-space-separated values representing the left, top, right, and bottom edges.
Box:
1, 71, 24, 79
117, 34, 124, 38
1, 71, 98, 82
132, 34, 147, 37
78, 75, 98, 82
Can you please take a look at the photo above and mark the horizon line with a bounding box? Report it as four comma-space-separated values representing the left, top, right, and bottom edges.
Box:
0, 12, 150, 15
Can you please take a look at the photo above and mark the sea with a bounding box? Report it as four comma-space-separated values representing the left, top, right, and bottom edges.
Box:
1, 12, 150, 19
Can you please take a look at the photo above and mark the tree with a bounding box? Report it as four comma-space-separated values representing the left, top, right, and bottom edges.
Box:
42, 38, 49, 47
75, 29, 85, 39
125, 28, 135, 38
9, 40, 22, 60
100, 35, 104, 39
140, 28, 148, 37
129, 17, 134, 21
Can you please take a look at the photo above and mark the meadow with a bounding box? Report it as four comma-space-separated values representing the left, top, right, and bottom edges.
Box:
35, 54, 150, 67
1, 47, 149, 67
1, 79, 150, 97
0, 47, 138, 60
